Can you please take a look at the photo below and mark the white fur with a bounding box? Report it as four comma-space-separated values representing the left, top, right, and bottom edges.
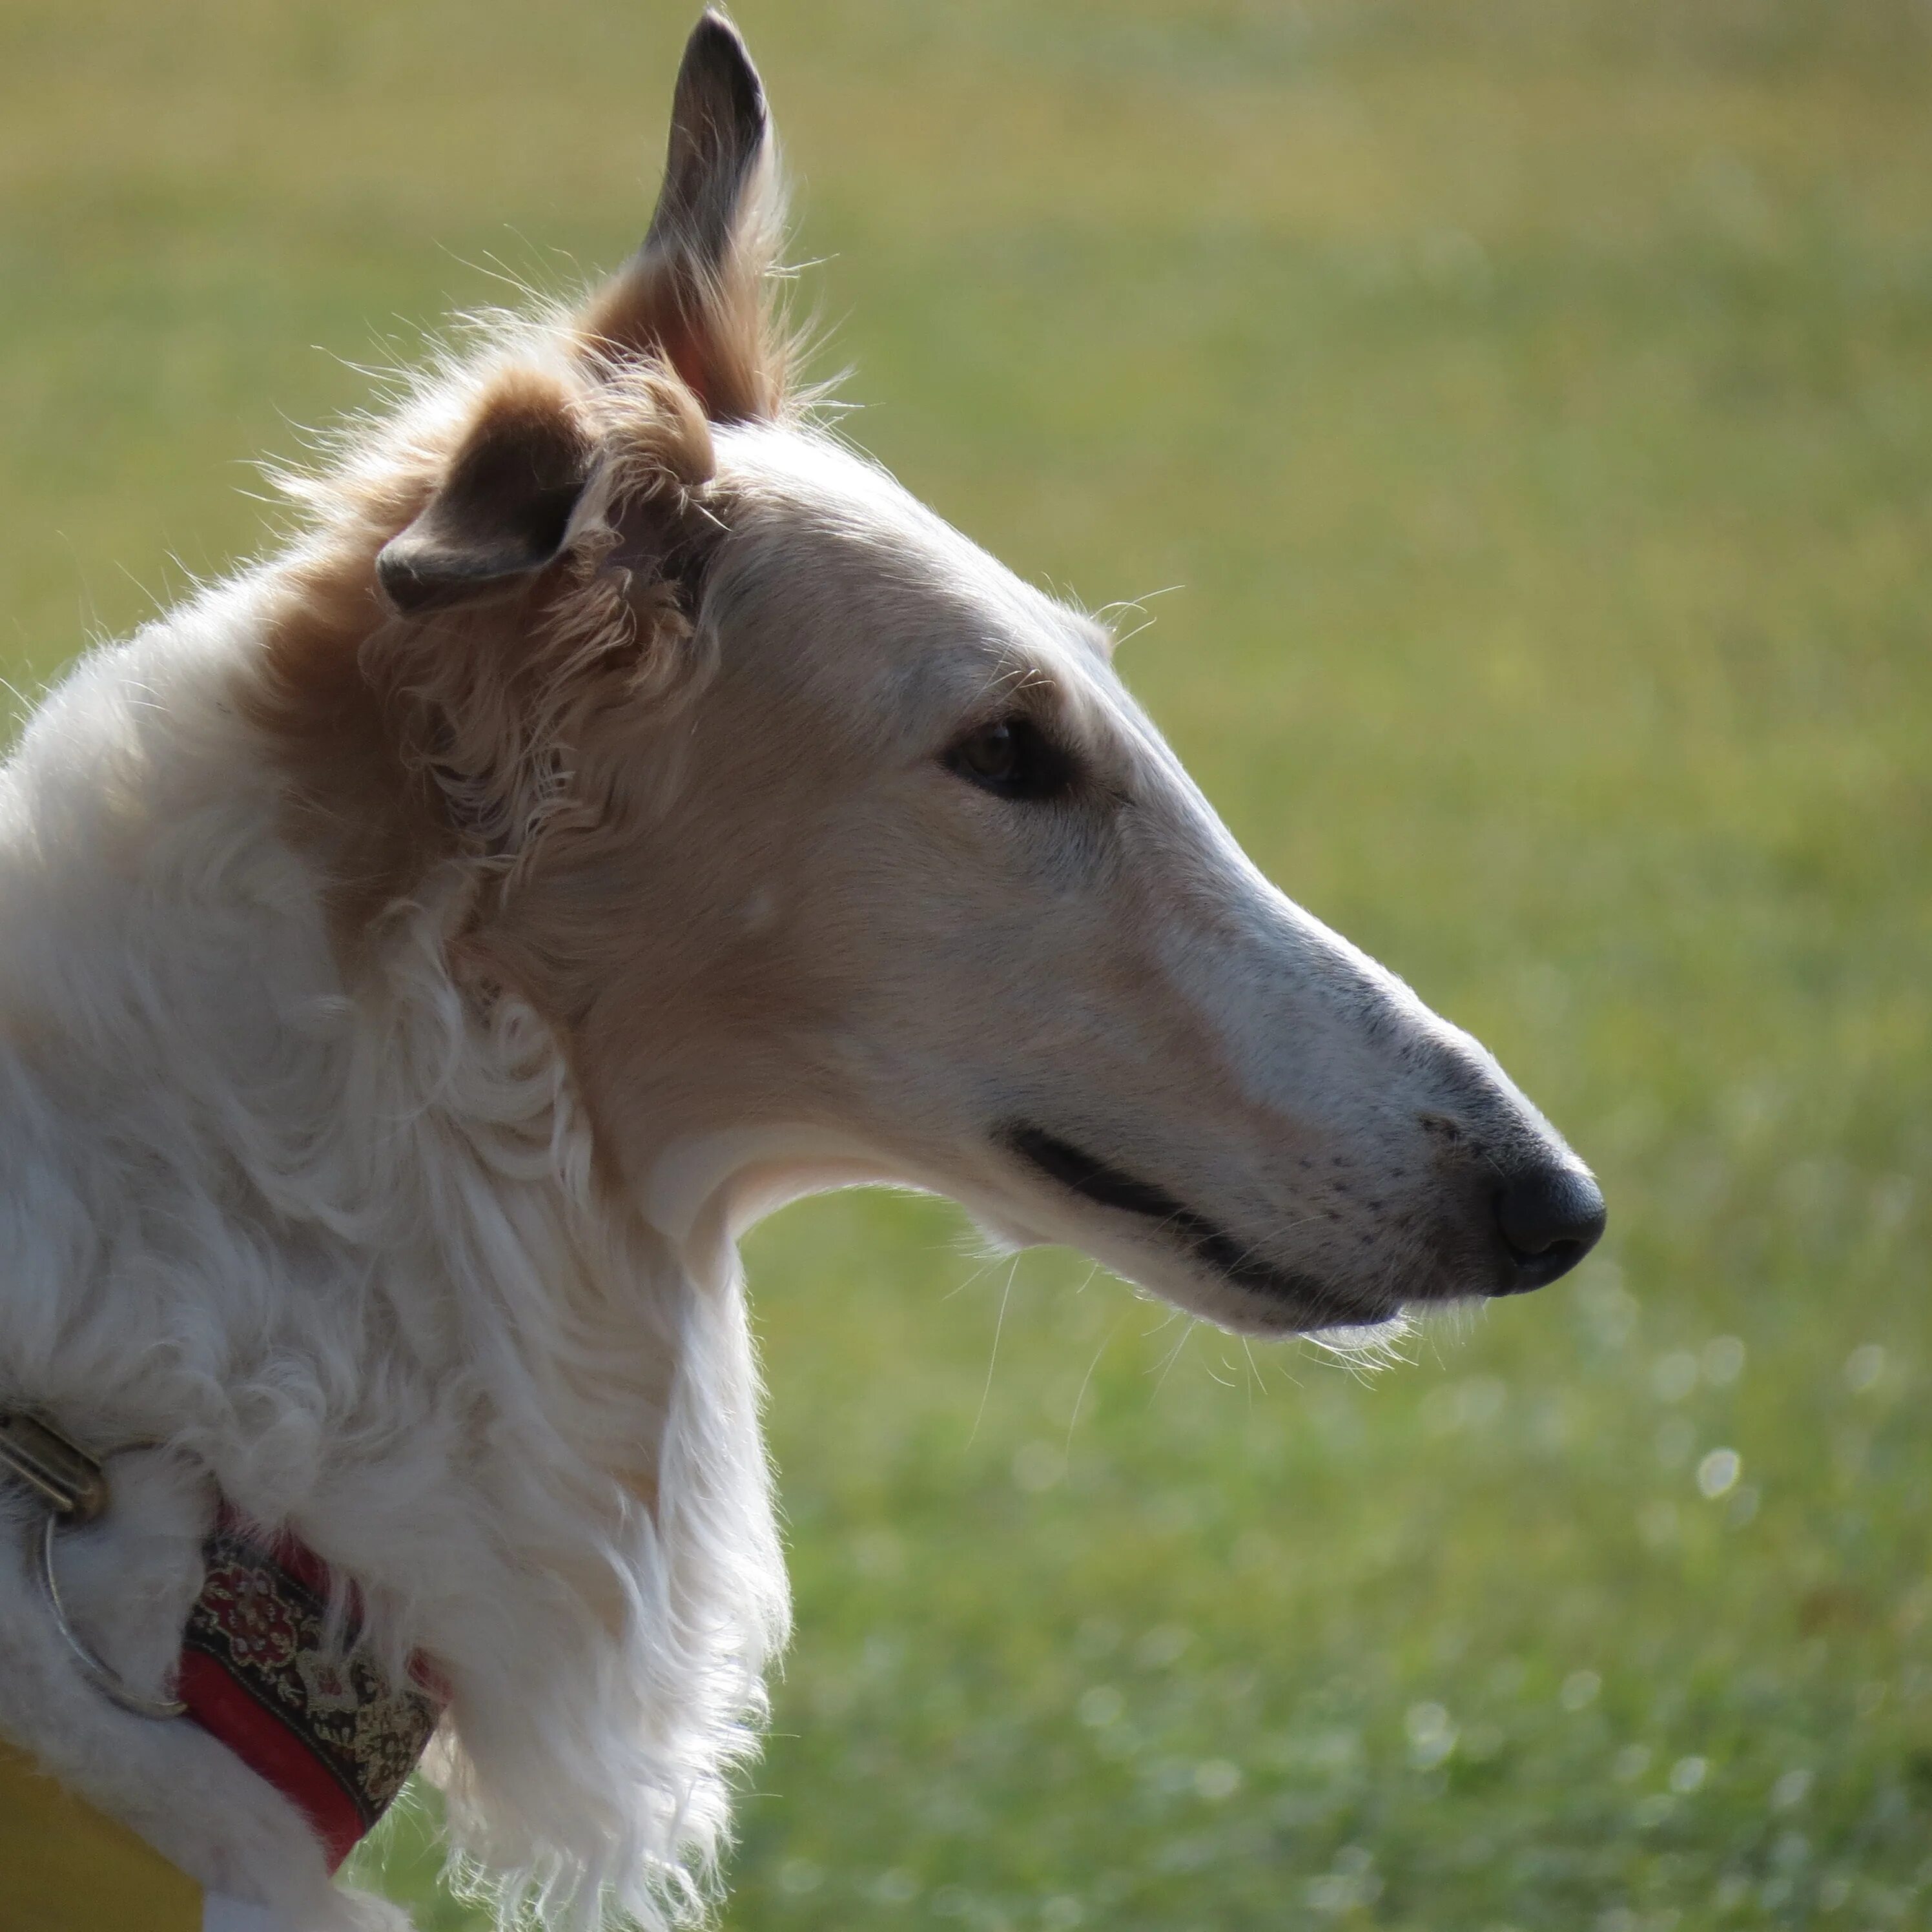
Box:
0, 577, 785, 1927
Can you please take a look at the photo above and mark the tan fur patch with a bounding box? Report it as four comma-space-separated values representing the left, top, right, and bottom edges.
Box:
242, 355, 723, 970
240, 514, 444, 959
579, 240, 788, 425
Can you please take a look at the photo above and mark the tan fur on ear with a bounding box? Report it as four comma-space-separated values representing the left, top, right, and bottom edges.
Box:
383, 362, 720, 869
581, 199, 788, 424
579, 10, 790, 422
245, 355, 722, 958
244, 16, 790, 960
377, 370, 597, 613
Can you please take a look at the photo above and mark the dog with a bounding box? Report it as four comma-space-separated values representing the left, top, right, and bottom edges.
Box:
0, 12, 1603, 1929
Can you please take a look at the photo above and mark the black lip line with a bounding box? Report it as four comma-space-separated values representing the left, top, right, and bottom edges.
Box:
999, 1124, 1373, 1325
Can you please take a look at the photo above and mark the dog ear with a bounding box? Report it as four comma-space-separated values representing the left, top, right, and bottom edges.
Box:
358, 360, 721, 859
579, 9, 786, 421
376, 375, 597, 615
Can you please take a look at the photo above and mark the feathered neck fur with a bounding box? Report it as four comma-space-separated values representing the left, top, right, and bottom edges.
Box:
0, 15, 804, 1921
0, 555, 788, 1926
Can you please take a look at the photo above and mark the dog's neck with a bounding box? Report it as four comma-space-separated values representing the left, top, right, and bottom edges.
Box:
0, 571, 788, 1922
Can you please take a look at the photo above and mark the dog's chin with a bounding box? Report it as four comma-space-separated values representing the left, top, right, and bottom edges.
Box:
1121, 1249, 1411, 1341
1129, 1252, 1509, 1348
970, 1205, 1411, 1341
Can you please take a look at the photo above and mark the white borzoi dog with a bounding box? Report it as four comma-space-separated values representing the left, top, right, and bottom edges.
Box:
0, 12, 1603, 1929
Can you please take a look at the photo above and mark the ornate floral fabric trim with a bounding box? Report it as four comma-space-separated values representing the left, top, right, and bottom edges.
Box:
178, 1507, 446, 1870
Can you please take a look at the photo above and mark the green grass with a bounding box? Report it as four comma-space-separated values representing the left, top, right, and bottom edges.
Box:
4, 3, 1930, 1927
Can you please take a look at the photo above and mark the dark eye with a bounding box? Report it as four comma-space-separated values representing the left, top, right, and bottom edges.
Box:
943, 717, 1074, 801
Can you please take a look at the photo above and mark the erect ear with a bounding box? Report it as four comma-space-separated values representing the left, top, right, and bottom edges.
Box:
579, 9, 785, 421
376, 373, 596, 615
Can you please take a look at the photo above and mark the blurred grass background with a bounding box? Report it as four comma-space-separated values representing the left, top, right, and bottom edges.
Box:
3, 2, 1929, 1927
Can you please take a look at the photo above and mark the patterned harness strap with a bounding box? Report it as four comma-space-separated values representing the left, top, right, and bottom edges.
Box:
2, 1413, 448, 1875
181, 1505, 446, 1869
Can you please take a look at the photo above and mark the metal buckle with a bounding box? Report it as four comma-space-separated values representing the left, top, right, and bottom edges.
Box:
0, 1412, 187, 1720
0, 1413, 108, 1523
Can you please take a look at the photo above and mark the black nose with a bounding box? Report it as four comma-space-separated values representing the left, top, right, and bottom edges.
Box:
1491, 1162, 1607, 1292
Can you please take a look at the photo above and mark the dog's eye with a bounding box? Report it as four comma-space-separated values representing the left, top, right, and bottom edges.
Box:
944, 717, 1073, 801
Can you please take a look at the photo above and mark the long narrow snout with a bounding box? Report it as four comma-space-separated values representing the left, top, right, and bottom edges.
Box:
986, 817, 1611, 1337
996, 1082, 1605, 1337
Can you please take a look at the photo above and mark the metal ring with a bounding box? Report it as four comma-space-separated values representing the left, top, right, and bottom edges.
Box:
36, 1509, 187, 1720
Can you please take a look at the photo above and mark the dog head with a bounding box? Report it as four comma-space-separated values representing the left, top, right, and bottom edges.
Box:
262, 10, 1603, 1341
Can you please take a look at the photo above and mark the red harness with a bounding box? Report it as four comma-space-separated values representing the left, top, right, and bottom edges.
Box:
2, 1415, 444, 1872
178, 1506, 446, 1869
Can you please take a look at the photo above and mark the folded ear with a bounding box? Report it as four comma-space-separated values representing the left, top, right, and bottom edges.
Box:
580, 9, 785, 421
377, 374, 596, 614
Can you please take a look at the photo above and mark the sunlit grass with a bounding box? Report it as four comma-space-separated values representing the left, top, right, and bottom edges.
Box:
3, 3, 1928, 1927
